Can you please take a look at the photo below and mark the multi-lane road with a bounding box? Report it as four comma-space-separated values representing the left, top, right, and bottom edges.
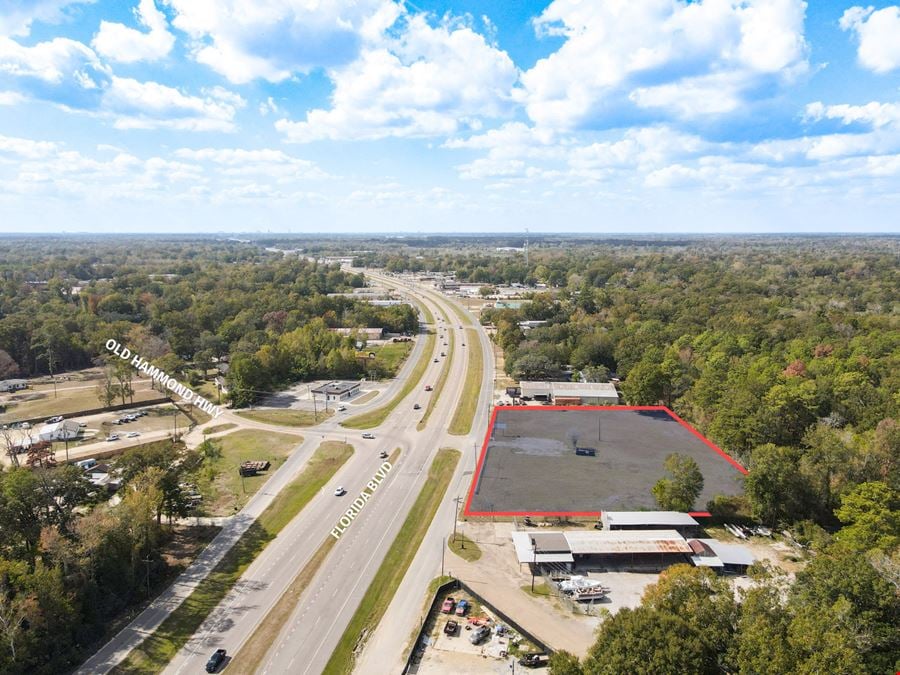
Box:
80, 270, 493, 674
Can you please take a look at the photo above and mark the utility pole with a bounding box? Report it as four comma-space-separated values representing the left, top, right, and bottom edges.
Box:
441, 535, 446, 577
143, 555, 152, 598
452, 495, 465, 546
531, 539, 537, 593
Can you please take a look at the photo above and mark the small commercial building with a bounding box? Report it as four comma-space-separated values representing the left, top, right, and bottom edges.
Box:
38, 419, 81, 441
0, 379, 28, 392
519, 381, 619, 405
512, 529, 693, 571
330, 327, 385, 341
311, 381, 362, 403
689, 539, 756, 574
601, 511, 700, 535
511, 531, 575, 569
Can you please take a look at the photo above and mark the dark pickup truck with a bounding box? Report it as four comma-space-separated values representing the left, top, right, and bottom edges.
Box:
206, 648, 226, 672
519, 652, 550, 668
443, 619, 459, 636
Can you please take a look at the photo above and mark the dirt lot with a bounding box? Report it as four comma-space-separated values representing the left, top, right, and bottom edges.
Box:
0, 371, 161, 423
470, 408, 745, 513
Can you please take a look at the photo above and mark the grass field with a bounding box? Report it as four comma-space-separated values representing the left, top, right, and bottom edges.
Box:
236, 408, 333, 427
110, 441, 354, 675
195, 430, 303, 516
447, 534, 482, 562
341, 330, 436, 430
448, 327, 483, 435
372, 340, 414, 376
416, 309, 453, 431
323, 447, 461, 675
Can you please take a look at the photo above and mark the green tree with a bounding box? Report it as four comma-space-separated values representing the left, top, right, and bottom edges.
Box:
652, 454, 704, 512
834, 481, 900, 552
549, 650, 583, 674
744, 444, 815, 525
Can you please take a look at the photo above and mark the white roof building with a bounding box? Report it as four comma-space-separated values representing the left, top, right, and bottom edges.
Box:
38, 419, 81, 441
601, 511, 699, 530
519, 381, 619, 404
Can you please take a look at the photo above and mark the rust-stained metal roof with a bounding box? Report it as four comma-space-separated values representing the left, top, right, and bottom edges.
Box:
564, 530, 692, 555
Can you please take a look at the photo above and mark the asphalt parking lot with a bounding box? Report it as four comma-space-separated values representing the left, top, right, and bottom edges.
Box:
468, 408, 745, 514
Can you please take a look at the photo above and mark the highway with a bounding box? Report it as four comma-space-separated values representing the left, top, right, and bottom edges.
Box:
159, 272, 493, 674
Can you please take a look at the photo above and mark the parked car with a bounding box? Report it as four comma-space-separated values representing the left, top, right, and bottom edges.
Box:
470, 625, 491, 644
106, 434, 120, 442
334, 486, 346, 496
337, 405, 347, 411
440, 596, 455, 613
20, 422, 30, 429
205, 648, 226, 673
519, 653, 550, 668
443, 619, 459, 636
45, 415, 63, 423
362, 432, 375, 439
454, 599, 469, 616
126, 431, 141, 438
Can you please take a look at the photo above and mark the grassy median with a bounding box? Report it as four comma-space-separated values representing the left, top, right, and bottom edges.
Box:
448, 327, 483, 435
322, 447, 461, 675
111, 441, 354, 675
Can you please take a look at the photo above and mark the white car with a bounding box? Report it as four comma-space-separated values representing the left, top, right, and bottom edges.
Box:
126, 431, 141, 438
106, 434, 120, 442
362, 432, 375, 439
334, 486, 347, 496
337, 405, 347, 412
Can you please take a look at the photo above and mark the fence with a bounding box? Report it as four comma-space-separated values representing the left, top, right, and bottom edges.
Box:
403, 577, 552, 673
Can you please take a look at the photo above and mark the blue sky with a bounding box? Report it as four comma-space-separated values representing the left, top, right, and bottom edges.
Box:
0, 0, 899, 233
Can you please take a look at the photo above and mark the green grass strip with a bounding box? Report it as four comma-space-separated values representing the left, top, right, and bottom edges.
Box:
448, 533, 482, 562
237, 408, 333, 427
323, 447, 461, 675
448, 327, 483, 435
110, 441, 354, 674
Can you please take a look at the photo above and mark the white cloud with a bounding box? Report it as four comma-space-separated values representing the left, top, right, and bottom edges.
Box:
0, 0, 93, 38
92, 0, 174, 63
0, 134, 59, 158
0, 135, 331, 205
0, 90, 25, 104
101, 77, 244, 131
258, 96, 280, 116
805, 100, 900, 129
519, 0, 809, 128
277, 13, 517, 142
164, 0, 398, 84
174, 146, 330, 179
840, 5, 900, 73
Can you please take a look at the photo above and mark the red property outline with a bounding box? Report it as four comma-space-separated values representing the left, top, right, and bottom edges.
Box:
463, 405, 747, 518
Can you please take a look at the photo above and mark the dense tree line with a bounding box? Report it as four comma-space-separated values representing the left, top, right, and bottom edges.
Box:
0, 238, 417, 408
0, 440, 200, 672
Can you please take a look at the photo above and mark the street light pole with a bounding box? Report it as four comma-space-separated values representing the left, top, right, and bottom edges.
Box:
531, 539, 537, 593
